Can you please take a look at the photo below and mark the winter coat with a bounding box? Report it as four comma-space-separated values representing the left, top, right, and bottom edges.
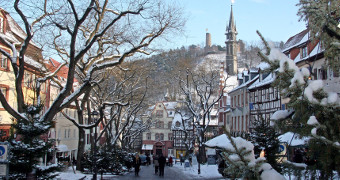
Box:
154, 157, 159, 166
134, 157, 141, 169
158, 156, 166, 168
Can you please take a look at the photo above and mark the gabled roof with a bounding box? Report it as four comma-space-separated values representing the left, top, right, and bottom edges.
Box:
248, 73, 275, 90
282, 29, 309, 52
229, 74, 259, 94
45, 58, 78, 84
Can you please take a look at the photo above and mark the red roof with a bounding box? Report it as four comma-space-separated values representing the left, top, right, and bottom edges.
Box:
45, 58, 78, 83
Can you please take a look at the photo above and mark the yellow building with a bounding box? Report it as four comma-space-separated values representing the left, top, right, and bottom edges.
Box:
0, 8, 47, 140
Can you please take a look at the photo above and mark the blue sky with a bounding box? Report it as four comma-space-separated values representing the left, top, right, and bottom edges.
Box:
172, 0, 307, 48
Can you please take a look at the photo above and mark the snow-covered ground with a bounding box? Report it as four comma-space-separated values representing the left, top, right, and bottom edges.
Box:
172, 162, 224, 179
56, 162, 224, 180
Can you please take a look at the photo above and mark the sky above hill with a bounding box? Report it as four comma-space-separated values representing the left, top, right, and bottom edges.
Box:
170, 0, 307, 48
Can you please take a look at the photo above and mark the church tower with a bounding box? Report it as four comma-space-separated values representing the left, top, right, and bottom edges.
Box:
225, 5, 238, 75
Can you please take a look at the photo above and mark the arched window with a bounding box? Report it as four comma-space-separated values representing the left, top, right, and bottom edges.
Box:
160, 121, 164, 128
168, 121, 172, 129
155, 133, 159, 141
160, 133, 164, 141
168, 133, 173, 140
147, 133, 151, 140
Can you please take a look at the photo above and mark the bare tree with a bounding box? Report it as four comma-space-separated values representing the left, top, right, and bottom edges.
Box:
178, 66, 229, 173
0, 0, 185, 173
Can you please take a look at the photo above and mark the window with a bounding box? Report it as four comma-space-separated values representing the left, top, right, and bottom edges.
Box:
87, 134, 90, 144
68, 129, 71, 138
0, 85, 8, 109
64, 129, 67, 138
318, 68, 327, 80
231, 96, 233, 107
168, 133, 173, 140
160, 121, 164, 128
155, 133, 159, 141
147, 133, 151, 140
156, 110, 163, 118
241, 94, 244, 106
0, 54, 8, 70
301, 46, 308, 58
73, 129, 76, 138
175, 121, 181, 127
168, 121, 172, 129
0, 16, 3, 33
160, 133, 164, 141
237, 95, 240, 106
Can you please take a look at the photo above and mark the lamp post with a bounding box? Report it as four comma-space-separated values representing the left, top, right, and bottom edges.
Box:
91, 110, 99, 180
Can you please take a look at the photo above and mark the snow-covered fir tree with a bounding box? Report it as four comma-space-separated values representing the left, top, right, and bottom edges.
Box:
9, 104, 62, 179
249, 118, 281, 173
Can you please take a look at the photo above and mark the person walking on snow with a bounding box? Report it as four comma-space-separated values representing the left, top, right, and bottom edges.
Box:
168, 156, 173, 167
158, 154, 166, 177
133, 154, 141, 176
153, 154, 159, 174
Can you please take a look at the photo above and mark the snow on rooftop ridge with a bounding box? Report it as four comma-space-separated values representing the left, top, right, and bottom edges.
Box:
163, 101, 177, 110
279, 132, 310, 146
248, 73, 274, 90
282, 29, 309, 52
256, 62, 270, 70
229, 74, 259, 94
25, 55, 45, 70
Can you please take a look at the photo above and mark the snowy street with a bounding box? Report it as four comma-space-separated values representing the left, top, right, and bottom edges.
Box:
57, 163, 224, 180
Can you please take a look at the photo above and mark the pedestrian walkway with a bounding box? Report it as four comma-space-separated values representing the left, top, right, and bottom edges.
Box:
107, 164, 193, 180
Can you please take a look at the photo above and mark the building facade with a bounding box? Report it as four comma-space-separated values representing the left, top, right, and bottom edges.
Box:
142, 101, 176, 157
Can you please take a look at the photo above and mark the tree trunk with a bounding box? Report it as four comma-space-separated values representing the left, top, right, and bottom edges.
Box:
76, 128, 85, 171
198, 145, 206, 163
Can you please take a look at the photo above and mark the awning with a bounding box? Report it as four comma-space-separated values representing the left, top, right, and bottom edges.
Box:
142, 144, 153, 150
57, 144, 69, 152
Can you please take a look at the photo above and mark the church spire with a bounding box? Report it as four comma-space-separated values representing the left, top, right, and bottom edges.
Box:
226, 5, 237, 41
225, 4, 238, 75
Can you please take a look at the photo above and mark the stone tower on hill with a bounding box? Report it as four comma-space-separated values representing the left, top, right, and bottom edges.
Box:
225, 5, 238, 75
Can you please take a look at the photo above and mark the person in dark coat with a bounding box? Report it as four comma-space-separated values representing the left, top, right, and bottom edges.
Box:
158, 154, 166, 176
168, 156, 173, 167
153, 154, 159, 174
146, 155, 151, 166
133, 154, 142, 176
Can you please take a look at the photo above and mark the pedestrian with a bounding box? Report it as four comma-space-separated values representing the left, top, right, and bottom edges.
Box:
146, 155, 151, 166
133, 154, 141, 176
169, 156, 173, 167
153, 154, 159, 174
180, 154, 184, 166
158, 154, 166, 177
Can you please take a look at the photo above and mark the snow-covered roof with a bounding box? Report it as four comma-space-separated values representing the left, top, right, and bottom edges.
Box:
282, 29, 309, 52
163, 101, 177, 110
229, 74, 259, 94
257, 62, 270, 71
57, 144, 69, 152
279, 132, 310, 146
25, 55, 45, 70
205, 134, 254, 157
248, 73, 275, 90
294, 43, 323, 64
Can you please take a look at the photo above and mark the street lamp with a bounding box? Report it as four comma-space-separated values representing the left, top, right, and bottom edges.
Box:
91, 110, 99, 180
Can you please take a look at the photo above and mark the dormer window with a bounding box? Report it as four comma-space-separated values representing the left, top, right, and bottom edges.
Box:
301, 46, 308, 58
0, 16, 3, 33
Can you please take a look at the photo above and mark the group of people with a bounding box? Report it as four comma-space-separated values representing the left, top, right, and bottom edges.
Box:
132, 153, 174, 177
153, 154, 172, 176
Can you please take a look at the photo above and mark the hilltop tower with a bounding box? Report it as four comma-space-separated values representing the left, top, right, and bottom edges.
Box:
225, 5, 238, 75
